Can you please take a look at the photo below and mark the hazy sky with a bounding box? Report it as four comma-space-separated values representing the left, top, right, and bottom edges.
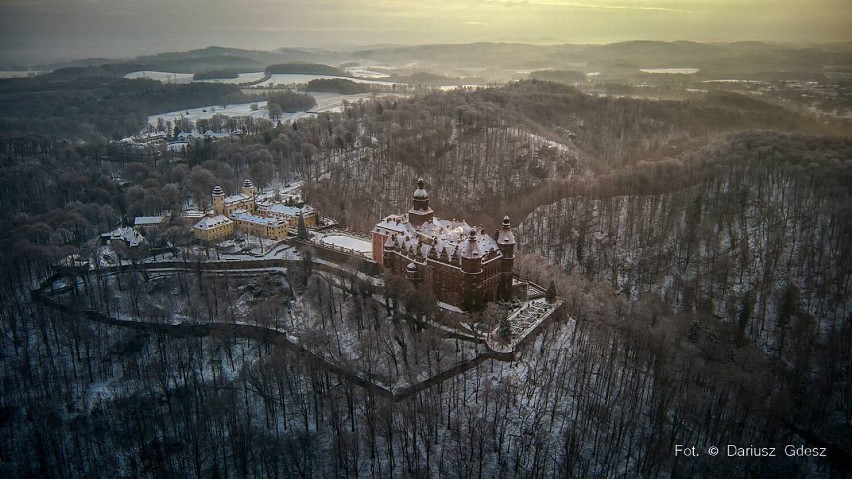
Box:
1, 0, 850, 66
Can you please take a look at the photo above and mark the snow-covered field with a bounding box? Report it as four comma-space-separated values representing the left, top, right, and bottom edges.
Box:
202, 72, 268, 84
147, 101, 274, 126
252, 73, 400, 88
438, 84, 485, 91
124, 70, 403, 87
146, 92, 405, 129
345, 68, 391, 79
640, 68, 700, 74
125, 70, 194, 83
319, 234, 373, 254
0, 70, 40, 78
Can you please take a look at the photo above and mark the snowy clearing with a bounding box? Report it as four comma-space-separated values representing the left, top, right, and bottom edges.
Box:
124, 70, 194, 83
201, 72, 268, 84
0, 70, 40, 78
345, 68, 391, 79
252, 73, 401, 88
640, 68, 700, 74
319, 235, 373, 254
147, 101, 276, 126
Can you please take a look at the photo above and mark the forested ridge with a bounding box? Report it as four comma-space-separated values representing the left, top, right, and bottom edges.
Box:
0, 67, 250, 140
0, 79, 850, 477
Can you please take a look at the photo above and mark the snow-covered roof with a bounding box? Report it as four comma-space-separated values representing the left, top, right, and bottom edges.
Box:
224, 193, 252, 205
177, 131, 204, 140
182, 209, 206, 219
134, 215, 166, 226
193, 215, 233, 230
413, 178, 429, 199
497, 215, 515, 245
204, 130, 230, 139
379, 215, 501, 265
231, 211, 286, 227
373, 214, 416, 237
101, 226, 146, 247
260, 203, 316, 217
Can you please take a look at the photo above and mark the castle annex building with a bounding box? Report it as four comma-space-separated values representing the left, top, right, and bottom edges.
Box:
192, 179, 318, 242
372, 179, 518, 311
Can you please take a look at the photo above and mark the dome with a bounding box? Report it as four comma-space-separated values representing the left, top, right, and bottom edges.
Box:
503, 215, 511, 227
413, 178, 429, 199
212, 185, 224, 196
406, 262, 417, 271
242, 178, 254, 189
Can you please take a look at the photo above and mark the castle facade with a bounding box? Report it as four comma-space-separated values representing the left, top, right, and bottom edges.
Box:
193, 179, 318, 242
372, 179, 517, 311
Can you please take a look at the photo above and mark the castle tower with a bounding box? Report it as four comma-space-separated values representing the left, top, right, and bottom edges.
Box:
241, 179, 255, 213
211, 185, 225, 215
460, 228, 484, 310
383, 234, 397, 270
405, 262, 419, 284
408, 178, 434, 226
242, 178, 255, 198
497, 215, 516, 301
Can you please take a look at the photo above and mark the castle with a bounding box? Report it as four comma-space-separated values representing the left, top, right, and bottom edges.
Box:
193, 179, 319, 242
372, 178, 519, 311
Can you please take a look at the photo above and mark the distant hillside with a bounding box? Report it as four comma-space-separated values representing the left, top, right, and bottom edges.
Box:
349, 41, 852, 80
193, 69, 242, 81
35, 46, 333, 74
529, 70, 587, 83
0, 67, 247, 139
27, 41, 852, 83
265, 63, 349, 76
390, 71, 461, 86
305, 78, 370, 94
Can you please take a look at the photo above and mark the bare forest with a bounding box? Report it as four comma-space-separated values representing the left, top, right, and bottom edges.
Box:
1, 78, 850, 478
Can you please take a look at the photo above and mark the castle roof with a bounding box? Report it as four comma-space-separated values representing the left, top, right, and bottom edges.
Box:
379, 215, 501, 265
224, 193, 252, 205
413, 177, 429, 199
231, 210, 286, 227
260, 203, 316, 218
193, 214, 233, 230
242, 178, 254, 189
497, 215, 516, 245
212, 185, 225, 196
101, 226, 146, 247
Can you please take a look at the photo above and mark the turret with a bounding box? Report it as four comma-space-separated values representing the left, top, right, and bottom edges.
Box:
211, 185, 225, 215
408, 177, 434, 226
497, 215, 516, 301
460, 228, 483, 274
405, 261, 419, 284
242, 178, 255, 198
497, 215, 516, 257
383, 234, 397, 270
460, 228, 484, 311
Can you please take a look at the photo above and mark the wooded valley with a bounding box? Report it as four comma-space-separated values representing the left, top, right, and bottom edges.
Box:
0, 75, 849, 477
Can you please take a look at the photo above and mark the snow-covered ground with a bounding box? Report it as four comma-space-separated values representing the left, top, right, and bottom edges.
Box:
438, 84, 485, 91
345, 68, 391, 79
202, 72, 267, 84
640, 68, 700, 74
124, 70, 194, 83
146, 92, 405, 130
147, 101, 274, 126
125, 70, 266, 85
0, 70, 40, 78
252, 73, 400, 88
319, 234, 372, 254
